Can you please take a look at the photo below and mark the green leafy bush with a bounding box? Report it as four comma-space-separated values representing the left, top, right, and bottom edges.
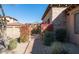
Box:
31, 26, 41, 35
31, 29, 41, 34
43, 30, 54, 46
55, 29, 67, 42
8, 39, 17, 50
31, 29, 36, 34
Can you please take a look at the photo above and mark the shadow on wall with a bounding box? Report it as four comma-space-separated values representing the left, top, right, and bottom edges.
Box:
52, 11, 66, 30
41, 9, 67, 32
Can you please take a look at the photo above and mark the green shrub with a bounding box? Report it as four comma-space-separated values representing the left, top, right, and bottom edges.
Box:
51, 41, 69, 54
51, 41, 63, 54
31, 29, 41, 35
8, 39, 17, 50
62, 43, 78, 54
31, 29, 36, 34
31, 26, 41, 35
55, 29, 67, 42
57, 43, 79, 54
20, 35, 29, 42
43, 30, 54, 46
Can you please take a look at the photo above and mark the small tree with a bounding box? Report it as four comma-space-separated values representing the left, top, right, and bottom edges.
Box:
42, 24, 54, 46
20, 25, 29, 43
31, 25, 41, 35
43, 30, 54, 46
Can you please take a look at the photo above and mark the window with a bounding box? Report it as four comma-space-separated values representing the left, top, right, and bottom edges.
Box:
74, 13, 79, 34
47, 18, 50, 24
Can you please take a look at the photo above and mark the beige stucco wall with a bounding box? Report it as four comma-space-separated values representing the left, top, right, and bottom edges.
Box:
52, 7, 67, 21
42, 7, 67, 31
52, 7, 67, 30
67, 6, 79, 45
6, 18, 17, 24
43, 8, 52, 24
6, 26, 20, 39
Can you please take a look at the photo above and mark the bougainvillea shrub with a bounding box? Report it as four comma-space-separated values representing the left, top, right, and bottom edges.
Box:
41, 23, 53, 32
46, 24, 53, 31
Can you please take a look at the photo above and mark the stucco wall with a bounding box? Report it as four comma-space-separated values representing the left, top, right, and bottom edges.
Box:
42, 7, 67, 30
6, 26, 20, 39
52, 7, 67, 30
66, 6, 79, 45
43, 9, 52, 24
6, 18, 17, 24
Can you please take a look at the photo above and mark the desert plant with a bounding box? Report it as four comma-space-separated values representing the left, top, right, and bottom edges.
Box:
55, 29, 67, 42
43, 30, 54, 46
8, 39, 17, 50
62, 43, 79, 54
20, 34, 29, 42
51, 41, 69, 54
53, 42, 79, 54
51, 41, 63, 54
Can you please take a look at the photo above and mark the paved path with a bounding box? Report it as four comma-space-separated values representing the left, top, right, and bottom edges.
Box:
25, 34, 51, 54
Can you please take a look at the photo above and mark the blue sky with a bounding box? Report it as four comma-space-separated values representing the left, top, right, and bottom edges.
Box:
2, 4, 48, 23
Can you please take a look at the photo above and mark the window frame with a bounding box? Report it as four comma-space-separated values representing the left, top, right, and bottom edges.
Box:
47, 18, 50, 24
74, 13, 79, 34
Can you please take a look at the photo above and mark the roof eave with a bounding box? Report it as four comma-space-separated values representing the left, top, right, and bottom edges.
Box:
41, 4, 70, 20
41, 4, 52, 20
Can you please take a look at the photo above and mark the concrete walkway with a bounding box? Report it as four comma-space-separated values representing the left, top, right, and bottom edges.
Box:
24, 34, 51, 54
24, 34, 79, 54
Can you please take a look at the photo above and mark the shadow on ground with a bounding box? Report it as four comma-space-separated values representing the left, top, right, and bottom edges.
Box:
31, 34, 51, 54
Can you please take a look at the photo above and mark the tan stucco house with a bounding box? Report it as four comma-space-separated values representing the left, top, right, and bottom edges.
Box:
41, 4, 79, 45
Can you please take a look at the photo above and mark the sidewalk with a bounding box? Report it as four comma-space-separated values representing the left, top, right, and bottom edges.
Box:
24, 36, 35, 54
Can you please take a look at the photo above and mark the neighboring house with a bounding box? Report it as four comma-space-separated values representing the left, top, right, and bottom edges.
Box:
41, 4, 79, 45
0, 16, 22, 39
